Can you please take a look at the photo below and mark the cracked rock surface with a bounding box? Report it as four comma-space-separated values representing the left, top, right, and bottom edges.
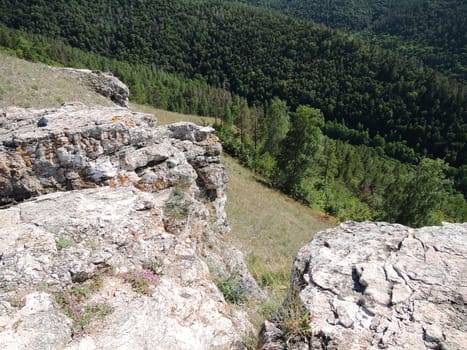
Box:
260, 221, 467, 350
0, 104, 255, 349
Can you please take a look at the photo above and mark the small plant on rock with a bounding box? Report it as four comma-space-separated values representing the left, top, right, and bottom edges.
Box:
275, 288, 313, 345
124, 268, 160, 296
54, 275, 112, 334
164, 187, 191, 220
142, 259, 165, 277
6, 296, 23, 308
215, 274, 252, 305
56, 236, 74, 250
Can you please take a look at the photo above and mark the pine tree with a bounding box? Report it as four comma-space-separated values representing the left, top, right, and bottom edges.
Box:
261, 97, 289, 157
382, 158, 451, 227
275, 105, 324, 198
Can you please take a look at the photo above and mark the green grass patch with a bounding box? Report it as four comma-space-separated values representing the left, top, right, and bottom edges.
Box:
56, 236, 74, 250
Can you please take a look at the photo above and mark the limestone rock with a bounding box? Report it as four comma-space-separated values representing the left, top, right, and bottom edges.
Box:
259, 221, 467, 350
1, 104, 218, 208
56, 68, 130, 107
0, 187, 246, 349
0, 105, 255, 349
0, 292, 72, 350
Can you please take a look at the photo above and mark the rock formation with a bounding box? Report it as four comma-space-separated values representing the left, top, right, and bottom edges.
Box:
56, 68, 130, 107
0, 104, 255, 349
259, 221, 467, 350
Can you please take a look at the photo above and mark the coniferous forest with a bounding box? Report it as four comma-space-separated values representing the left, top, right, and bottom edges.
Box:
228, 0, 467, 82
0, 0, 465, 226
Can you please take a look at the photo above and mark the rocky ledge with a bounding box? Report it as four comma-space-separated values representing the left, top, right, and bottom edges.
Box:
0, 104, 255, 349
259, 221, 466, 350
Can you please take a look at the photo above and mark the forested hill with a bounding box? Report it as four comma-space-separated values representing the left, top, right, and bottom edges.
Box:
228, 0, 467, 81
0, 0, 465, 168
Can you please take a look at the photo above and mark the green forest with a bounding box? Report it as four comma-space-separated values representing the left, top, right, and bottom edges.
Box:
228, 0, 467, 81
0, 0, 465, 226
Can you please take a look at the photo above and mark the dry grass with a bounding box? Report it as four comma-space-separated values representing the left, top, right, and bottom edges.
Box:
222, 154, 334, 335
0, 52, 113, 108
130, 103, 215, 126
224, 155, 334, 295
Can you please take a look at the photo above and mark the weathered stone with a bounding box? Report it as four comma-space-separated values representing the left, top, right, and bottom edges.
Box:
259, 221, 467, 350
0, 104, 225, 209
56, 68, 130, 107
0, 187, 249, 349
257, 321, 284, 350
0, 292, 72, 350
0, 105, 256, 349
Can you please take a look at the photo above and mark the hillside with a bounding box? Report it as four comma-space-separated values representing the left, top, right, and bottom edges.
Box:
0, 53, 335, 336
0, 51, 115, 109
1, 0, 465, 225
0, 0, 465, 168
228, 0, 467, 81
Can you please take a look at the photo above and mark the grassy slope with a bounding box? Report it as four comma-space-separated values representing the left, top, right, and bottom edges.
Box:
1, 51, 335, 331
0, 52, 114, 108
224, 154, 334, 285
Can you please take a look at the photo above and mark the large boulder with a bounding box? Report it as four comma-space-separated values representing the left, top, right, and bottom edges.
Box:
0, 104, 255, 349
259, 221, 467, 350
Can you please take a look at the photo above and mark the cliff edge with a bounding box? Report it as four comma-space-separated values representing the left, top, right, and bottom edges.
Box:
0, 104, 255, 349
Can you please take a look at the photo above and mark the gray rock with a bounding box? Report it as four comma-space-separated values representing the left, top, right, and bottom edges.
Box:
0, 105, 224, 209
37, 116, 48, 127
0, 105, 255, 349
0, 292, 72, 350
259, 221, 467, 350
56, 68, 130, 107
0, 187, 248, 349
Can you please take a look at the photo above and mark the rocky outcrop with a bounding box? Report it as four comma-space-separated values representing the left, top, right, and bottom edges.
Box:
0, 104, 255, 349
259, 221, 467, 350
0, 104, 218, 210
56, 68, 130, 107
